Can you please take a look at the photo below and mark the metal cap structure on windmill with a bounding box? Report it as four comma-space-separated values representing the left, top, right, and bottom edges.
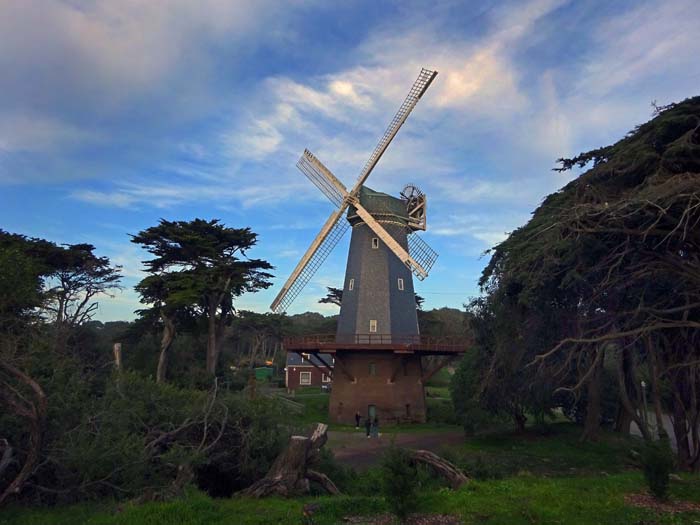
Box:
271, 68, 469, 425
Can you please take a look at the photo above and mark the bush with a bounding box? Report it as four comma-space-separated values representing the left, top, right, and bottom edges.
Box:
312, 448, 357, 495
4, 367, 289, 504
426, 399, 458, 425
641, 440, 674, 500
380, 446, 418, 522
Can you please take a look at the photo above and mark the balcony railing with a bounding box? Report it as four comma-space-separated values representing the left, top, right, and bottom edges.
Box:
283, 333, 470, 353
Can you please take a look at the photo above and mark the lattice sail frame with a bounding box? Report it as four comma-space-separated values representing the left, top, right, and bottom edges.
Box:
272, 218, 350, 313
297, 149, 345, 208
354, 68, 438, 188
270, 68, 439, 313
407, 231, 438, 277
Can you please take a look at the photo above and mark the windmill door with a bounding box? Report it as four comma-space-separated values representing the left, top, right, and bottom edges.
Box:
368, 404, 376, 420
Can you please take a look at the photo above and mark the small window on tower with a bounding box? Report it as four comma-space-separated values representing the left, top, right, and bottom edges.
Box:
349, 278, 354, 291
371, 238, 379, 249
369, 319, 377, 333
397, 278, 404, 291
369, 362, 376, 376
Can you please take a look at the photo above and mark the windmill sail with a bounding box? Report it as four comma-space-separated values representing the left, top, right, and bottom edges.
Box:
270, 208, 350, 313
349, 197, 430, 280
407, 231, 438, 275
297, 149, 347, 207
352, 68, 437, 191
270, 68, 438, 313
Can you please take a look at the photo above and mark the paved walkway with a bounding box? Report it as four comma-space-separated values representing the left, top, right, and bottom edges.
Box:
327, 429, 464, 469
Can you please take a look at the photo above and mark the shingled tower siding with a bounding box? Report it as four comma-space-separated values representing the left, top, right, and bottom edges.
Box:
330, 186, 426, 424
337, 187, 419, 341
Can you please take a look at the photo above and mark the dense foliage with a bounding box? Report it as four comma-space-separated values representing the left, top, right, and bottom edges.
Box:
451, 96, 700, 471
131, 219, 274, 378
0, 222, 287, 506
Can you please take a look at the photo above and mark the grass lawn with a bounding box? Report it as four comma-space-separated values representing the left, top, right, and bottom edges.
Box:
443, 422, 642, 478
4, 473, 700, 525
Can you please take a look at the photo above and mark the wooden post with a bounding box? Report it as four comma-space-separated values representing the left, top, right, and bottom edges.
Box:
113, 343, 122, 371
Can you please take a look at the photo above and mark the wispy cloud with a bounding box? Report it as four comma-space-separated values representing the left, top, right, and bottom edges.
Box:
581, 0, 700, 97
71, 179, 313, 209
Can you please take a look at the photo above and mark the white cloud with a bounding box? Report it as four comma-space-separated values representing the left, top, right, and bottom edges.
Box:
581, 0, 700, 97
0, 114, 100, 153
0, 0, 310, 155
71, 190, 136, 208
432, 178, 528, 204
223, 0, 570, 170
71, 179, 313, 209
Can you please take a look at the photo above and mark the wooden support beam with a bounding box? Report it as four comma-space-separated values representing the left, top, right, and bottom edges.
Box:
310, 352, 334, 380
333, 354, 356, 383
421, 355, 458, 384
301, 352, 330, 379
389, 357, 408, 384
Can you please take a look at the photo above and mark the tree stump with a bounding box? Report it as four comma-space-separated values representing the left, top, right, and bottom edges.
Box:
239, 423, 340, 498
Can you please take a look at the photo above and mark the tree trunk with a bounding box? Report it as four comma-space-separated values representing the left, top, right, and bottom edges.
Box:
672, 391, 692, 470
238, 423, 339, 498
206, 303, 218, 375
615, 405, 633, 434
513, 410, 527, 432
581, 349, 603, 442
0, 363, 47, 505
616, 347, 651, 441
647, 342, 668, 440
408, 450, 469, 489
157, 313, 176, 384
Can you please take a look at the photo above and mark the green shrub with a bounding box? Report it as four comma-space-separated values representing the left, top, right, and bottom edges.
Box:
641, 440, 674, 500
462, 453, 507, 480
4, 368, 289, 504
312, 448, 357, 494
380, 446, 418, 523
426, 398, 458, 425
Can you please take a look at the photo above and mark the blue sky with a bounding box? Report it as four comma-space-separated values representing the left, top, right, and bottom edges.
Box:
1, 0, 699, 321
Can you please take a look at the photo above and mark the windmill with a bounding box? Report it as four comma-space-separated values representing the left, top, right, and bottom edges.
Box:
272, 68, 467, 424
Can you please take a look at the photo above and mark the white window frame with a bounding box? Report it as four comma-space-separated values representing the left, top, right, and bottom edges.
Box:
369, 319, 377, 333
397, 278, 404, 291
299, 371, 312, 385
322, 373, 331, 383
349, 278, 354, 291
371, 237, 379, 249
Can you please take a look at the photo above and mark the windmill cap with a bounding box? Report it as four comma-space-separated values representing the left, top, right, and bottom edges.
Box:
347, 185, 410, 226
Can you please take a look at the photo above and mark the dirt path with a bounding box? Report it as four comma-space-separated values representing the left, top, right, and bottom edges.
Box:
327, 429, 464, 469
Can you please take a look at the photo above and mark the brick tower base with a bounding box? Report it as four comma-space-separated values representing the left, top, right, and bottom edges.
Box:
328, 351, 426, 425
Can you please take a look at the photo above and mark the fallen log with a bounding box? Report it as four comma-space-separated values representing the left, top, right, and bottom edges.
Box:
239, 422, 339, 498
408, 449, 469, 489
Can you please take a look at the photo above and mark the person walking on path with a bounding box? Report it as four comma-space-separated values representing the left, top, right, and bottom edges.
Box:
365, 417, 371, 438
370, 417, 379, 438
355, 411, 361, 429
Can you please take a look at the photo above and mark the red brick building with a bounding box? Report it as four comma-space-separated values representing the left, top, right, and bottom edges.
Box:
285, 351, 333, 390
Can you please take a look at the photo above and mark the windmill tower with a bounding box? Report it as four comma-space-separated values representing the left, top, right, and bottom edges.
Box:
271, 68, 467, 424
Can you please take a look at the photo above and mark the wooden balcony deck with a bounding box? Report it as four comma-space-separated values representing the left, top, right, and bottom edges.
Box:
284, 333, 469, 355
